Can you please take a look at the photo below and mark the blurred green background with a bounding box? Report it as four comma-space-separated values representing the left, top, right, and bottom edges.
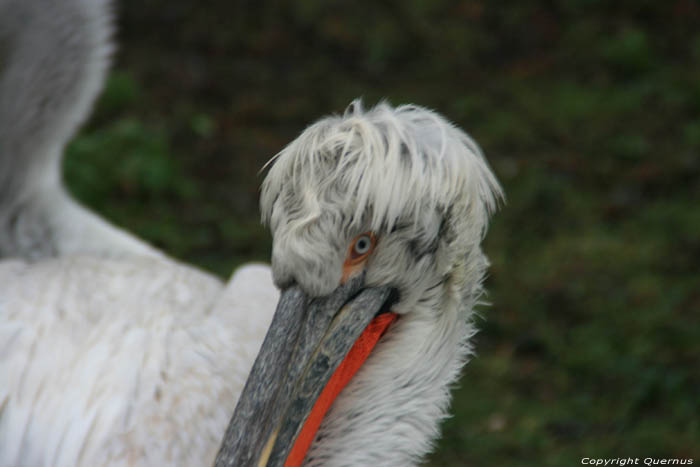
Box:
64, 0, 699, 465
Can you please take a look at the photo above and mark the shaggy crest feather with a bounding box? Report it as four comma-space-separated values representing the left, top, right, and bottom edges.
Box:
260, 100, 502, 300
261, 100, 502, 236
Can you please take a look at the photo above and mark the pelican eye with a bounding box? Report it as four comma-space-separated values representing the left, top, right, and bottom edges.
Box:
348, 232, 376, 263
354, 235, 371, 254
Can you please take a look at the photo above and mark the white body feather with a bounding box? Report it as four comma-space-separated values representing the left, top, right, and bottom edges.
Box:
0, 259, 277, 466
0, 0, 161, 260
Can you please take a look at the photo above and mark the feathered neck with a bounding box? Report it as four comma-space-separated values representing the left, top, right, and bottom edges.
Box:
303, 279, 477, 466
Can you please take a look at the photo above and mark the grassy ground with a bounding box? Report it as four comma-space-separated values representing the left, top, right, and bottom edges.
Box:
64, 1, 699, 465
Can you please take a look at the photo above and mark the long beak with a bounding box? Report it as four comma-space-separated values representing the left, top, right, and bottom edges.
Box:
214, 275, 397, 467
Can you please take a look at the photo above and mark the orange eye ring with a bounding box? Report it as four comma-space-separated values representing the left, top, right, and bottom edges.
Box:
346, 232, 377, 265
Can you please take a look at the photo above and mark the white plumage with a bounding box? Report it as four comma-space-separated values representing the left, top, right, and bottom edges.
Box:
0, 258, 277, 466
0, 0, 502, 466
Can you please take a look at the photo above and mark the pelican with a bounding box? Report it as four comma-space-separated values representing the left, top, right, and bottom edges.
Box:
0, 0, 503, 466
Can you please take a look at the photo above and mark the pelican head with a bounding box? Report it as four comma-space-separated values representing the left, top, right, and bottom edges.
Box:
215, 101, 502, 466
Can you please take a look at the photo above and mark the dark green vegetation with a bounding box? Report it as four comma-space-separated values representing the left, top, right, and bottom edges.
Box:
64, 1, 699, 465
